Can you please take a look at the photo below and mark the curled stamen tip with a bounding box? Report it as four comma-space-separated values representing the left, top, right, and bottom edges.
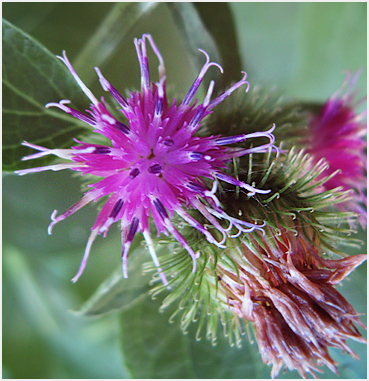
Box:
198, 49, 224, 73
47, 222, 55, 235
133, 38, 140, 52
45, 99, 71, 109
230, 231, 242, 238
212, 237, 226, 248
198, 48, 209, 61
56, 51, 66, 63
240, 71, 248, 80
47, 210, 59, 235
50, 209, 58, 221
272, 145, 281, 157
240, 71, 250, 92
268, 123, 276, 133
248, 187, 271, 196
56, 51, 71, 67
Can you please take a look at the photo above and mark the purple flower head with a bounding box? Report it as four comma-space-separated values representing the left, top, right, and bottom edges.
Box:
307, 71, 367, 224
16, 34, 276, 285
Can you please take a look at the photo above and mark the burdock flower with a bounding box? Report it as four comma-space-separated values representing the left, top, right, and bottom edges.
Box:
305, 71, 367, 224
15, 34, 275, 284
218, 223, 366, 378
151, 148, 367, 378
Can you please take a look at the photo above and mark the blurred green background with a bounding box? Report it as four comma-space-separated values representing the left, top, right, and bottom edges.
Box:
2, 2, 367, 379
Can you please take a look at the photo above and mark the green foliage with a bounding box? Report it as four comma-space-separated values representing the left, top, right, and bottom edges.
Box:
72, 2, 158, 86
167, 3, 243, 91
2, 2, 366, 379
77, 249, 152, 317
2, 19, 90, 171
231, 2, 366, 101
3, 244, 127, 379
193, 3, 242, 87
166, 3, 221, 73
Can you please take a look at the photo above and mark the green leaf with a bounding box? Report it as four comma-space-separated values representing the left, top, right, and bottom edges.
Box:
2, 19, 90, 172
1, 3, 57, 34
166, 3, 222, 90
2, 170, 97, 253
193, 3, 243, 88
3, 244, 127, 378
291, 2, 367, 100
73, 2, 158, 86
77, 249, 151, 317
2, 3, 115, 59
119, 284, 271, 378
230, 3, 366, 100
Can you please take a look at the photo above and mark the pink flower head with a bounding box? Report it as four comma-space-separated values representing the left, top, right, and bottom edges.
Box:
307, 71, 367, 224
16, 34, 276, 285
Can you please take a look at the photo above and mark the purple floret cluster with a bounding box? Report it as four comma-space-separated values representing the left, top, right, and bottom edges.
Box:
17, 34, 275, 284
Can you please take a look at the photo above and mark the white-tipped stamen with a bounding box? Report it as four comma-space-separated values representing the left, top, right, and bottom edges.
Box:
48, 192, 96, 235
144, 34, 166, 80
57, 51, 99, 106
214, 171, 271, 196
208, 71, 249, 110
143, 230, 169, 286
94, 67, 130, 110
192, 199, 228, 245
122, 242, 130, 279
203, 80, 215, 108
181, 49, 223, 107
45, 99, 71, 110
176, 208, 226, 249
134, 37, 150, 90
21, 143, 94, 162
15, 162, 85, 176
121, 218, 140, 279
204, 180, 221, 207
48, 210, 59, 235
158, 212, 199, 273
72, 228, 99, 283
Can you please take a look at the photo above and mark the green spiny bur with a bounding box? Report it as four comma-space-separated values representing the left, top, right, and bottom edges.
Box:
144, 84, 362, 348
146, 144, 362, 345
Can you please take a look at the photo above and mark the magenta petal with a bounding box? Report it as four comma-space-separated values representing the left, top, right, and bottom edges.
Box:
306, 71, 367, 225
17, 34, 275, 282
